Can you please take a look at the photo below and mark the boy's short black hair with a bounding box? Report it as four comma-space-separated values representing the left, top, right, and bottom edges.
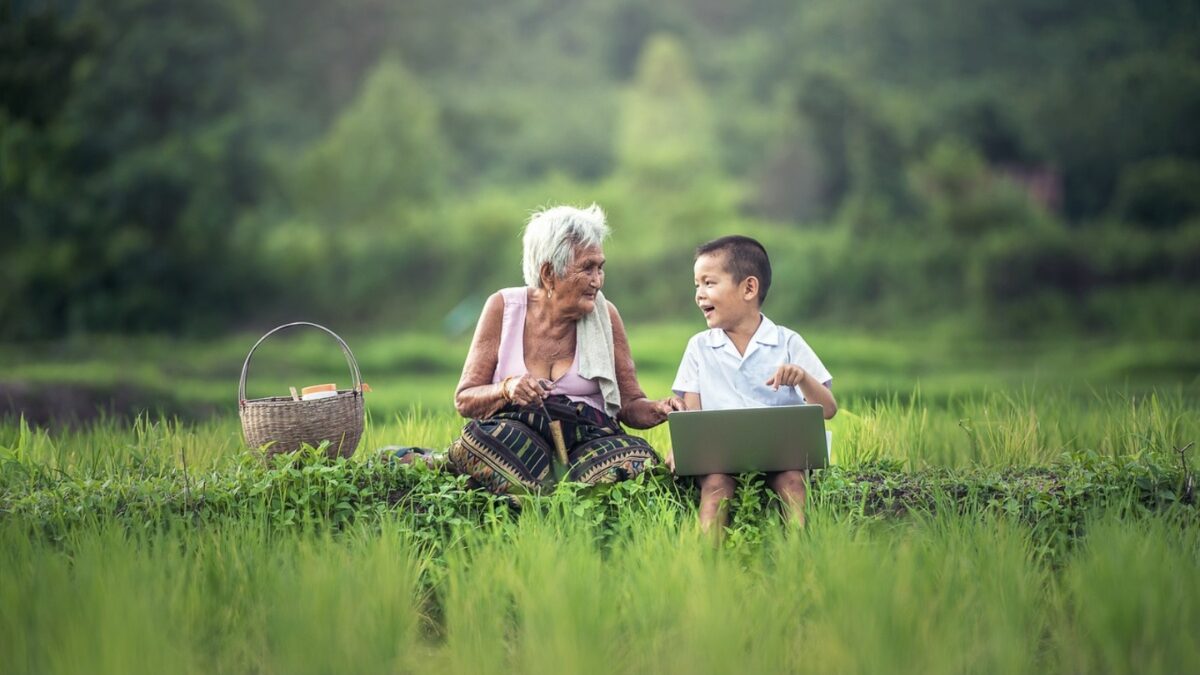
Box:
696, 235, 772, 305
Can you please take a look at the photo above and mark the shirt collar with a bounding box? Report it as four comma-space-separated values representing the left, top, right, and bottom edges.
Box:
705, 313, 779, 349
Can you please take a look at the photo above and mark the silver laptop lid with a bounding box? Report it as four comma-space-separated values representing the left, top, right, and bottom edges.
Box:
667, 404, 827, 476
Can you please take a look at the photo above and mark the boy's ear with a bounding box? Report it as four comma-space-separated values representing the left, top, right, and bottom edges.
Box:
741, 276, 760, 302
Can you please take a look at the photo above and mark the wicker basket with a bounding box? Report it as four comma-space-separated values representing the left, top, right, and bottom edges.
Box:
238, 322, 365, 458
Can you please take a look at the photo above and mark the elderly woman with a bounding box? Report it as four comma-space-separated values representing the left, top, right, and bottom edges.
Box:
449, 204, 682, 495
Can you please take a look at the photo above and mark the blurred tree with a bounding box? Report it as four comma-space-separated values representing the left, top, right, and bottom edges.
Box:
748, 120, 828, 222
605, 1, 686, 79
1111, 158, 1200, 230
290, 58, 447, 227
783, 72, 851, 219
1, 3, 90, 338
615, 33, 718, 189
244, 0, 496, 148
794, 69, 914, 231
909, 138, 1051, 239
2, 0, 263, 337
1025, 2, 1200, 218
4, 0, 1199, 338
967, 227, 1091, 335
0, 2, 87, 126
786, 0, 1200, 221
938, 98, 1029, 165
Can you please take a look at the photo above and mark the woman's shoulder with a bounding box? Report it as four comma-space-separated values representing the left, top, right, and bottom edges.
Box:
497, 287, 528, 305
476, 289, 519, 324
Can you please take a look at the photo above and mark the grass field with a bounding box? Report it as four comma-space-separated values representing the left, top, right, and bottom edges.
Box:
2, 326, 1198, 674
5, 322, 1199, 420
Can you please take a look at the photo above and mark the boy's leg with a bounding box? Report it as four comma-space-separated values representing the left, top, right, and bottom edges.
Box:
767, 470, 808, 528
698, 473, 737, 539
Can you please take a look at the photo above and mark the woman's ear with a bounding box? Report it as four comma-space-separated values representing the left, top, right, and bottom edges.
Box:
540, 262, 556, 292
741, 276, 760, 302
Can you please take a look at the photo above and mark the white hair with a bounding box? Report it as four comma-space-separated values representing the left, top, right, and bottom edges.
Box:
521, 204, 610, 288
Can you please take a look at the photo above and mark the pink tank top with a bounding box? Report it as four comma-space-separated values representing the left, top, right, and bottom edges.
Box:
492, 287, 605, 412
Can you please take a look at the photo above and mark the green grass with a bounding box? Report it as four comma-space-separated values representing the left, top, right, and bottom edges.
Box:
2, 503, 1197, 674
4, 323, 1198, 421
2, 328, 1198, 674
3, 388, 1194, 474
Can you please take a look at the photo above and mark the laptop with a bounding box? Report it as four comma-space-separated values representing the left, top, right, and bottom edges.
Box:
667, 404, 829, 476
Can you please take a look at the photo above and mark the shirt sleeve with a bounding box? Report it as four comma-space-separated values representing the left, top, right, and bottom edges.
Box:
788, 332, 832, 388
671, 336, 702, 397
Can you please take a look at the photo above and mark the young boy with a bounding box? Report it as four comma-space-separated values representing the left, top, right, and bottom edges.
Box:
667, 235, 837, 535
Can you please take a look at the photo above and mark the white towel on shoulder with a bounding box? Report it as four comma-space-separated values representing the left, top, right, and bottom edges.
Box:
576, 290, 621, 418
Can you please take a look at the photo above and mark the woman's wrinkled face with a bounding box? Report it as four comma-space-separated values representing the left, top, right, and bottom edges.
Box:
552, 244, 606, 315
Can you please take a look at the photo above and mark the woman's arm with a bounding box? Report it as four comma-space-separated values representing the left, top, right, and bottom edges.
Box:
609, 302, 681, 429
454, 293, 510, 419
454, 292, 557, 419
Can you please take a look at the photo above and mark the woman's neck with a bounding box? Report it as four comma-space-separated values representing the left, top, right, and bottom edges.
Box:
529, 288, 581, 335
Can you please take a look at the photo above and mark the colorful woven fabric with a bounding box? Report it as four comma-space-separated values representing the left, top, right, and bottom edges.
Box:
448, 395, 658, 496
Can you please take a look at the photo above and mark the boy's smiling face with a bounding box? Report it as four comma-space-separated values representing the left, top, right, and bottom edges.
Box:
694, 252, 759, 330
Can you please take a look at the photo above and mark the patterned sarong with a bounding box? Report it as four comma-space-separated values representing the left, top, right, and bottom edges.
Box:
447, 395, 658, 495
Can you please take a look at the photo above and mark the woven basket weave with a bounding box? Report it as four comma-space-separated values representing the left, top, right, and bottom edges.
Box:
238, 322, 364, 458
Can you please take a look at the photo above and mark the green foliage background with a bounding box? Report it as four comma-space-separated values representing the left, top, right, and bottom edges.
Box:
3, 0, 1200, 340
5, 6, 1199, 670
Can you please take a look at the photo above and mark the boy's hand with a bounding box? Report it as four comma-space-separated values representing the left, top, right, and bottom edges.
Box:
766, 364, 807, 390
664, 450, 675, 473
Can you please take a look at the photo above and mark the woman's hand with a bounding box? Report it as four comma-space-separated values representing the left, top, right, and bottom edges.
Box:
766, 364, 808, 390
664, 395, 687, 414
618, 395, 684, 429
501, 374, 552, 407
647, 396, 686, 425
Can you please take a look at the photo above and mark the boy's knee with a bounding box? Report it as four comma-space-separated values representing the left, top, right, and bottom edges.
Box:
769, 470, 807, 496
699, 473, 737, 497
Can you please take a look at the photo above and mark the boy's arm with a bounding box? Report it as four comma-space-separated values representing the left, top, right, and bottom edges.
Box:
766, 365, 838, 419
799, 375, 837, 420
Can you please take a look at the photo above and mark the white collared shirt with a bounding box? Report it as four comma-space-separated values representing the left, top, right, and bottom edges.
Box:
672, 314, 832, 410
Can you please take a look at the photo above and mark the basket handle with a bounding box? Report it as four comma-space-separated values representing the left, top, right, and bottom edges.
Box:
238, 322, 363, 404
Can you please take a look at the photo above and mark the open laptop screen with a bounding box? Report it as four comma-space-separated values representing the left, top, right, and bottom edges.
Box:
667, 404, 828, 476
